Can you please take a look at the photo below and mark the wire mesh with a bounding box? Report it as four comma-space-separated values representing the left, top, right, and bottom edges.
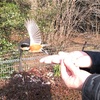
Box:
0, 50, 47, 79
0, 41, 98, 79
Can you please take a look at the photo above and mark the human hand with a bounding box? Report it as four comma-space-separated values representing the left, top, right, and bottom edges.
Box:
68, 51, 92, 68
59, 52, 91, 90
40, 51, 91, 90
40, 51, 92, 68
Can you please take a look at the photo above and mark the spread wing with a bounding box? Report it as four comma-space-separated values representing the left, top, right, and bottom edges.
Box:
24, 19, 41, 45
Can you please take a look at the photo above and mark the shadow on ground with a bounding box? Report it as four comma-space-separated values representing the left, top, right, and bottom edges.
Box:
0, 72, 52, 100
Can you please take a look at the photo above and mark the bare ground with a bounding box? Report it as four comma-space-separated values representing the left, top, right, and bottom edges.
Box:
0, 33, 100, 100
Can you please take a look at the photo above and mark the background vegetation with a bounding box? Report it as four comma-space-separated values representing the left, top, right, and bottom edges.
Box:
0, 0, 100, 78
0, 0, 100, 55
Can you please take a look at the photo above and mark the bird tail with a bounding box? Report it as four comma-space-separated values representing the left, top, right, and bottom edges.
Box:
41, 44, 50, 55
41, 48, 49, 55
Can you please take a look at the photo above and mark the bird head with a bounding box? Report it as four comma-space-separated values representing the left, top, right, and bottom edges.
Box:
20, 43, 30, 51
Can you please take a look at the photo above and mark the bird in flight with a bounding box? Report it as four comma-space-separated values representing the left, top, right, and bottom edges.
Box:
18, 19, 48, 72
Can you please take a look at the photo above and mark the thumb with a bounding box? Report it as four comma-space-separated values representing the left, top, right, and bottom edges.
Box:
60, 60, 69, 81
64, 58, 80, 75
59, 51, 80, 75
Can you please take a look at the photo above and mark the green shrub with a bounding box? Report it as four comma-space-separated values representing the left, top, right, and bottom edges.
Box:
0, 2, 26, 32
0, 1, 29, 55
0, 38, 14, 55
0, 63, 14, 79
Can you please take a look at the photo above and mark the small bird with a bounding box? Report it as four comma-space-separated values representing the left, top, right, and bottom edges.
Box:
18, 19, 48, 72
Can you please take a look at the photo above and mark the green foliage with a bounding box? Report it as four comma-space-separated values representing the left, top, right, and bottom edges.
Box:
0, 1, 29, 56
0, 64, 14, 79
53, 64, 60, 77
0, 1, 30, 79
0, 2, 26, 31
0, 38, 14, 55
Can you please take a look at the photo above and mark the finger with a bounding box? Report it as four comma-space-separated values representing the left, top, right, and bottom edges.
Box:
40, 51, 69, 63
74, 55, 92, 68
59, 52, 80, 75
60, 60, 69, 83
40, 55, 61, 64
64, 58, 80, 75
59, 51, 78, 74
58, 51, 69, 58
69, 51, 86, 57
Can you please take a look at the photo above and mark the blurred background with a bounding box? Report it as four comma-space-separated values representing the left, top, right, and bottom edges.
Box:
0, 0, 100, 78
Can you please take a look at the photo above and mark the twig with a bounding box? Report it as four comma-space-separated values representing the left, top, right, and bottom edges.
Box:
82, 41, 87, 51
